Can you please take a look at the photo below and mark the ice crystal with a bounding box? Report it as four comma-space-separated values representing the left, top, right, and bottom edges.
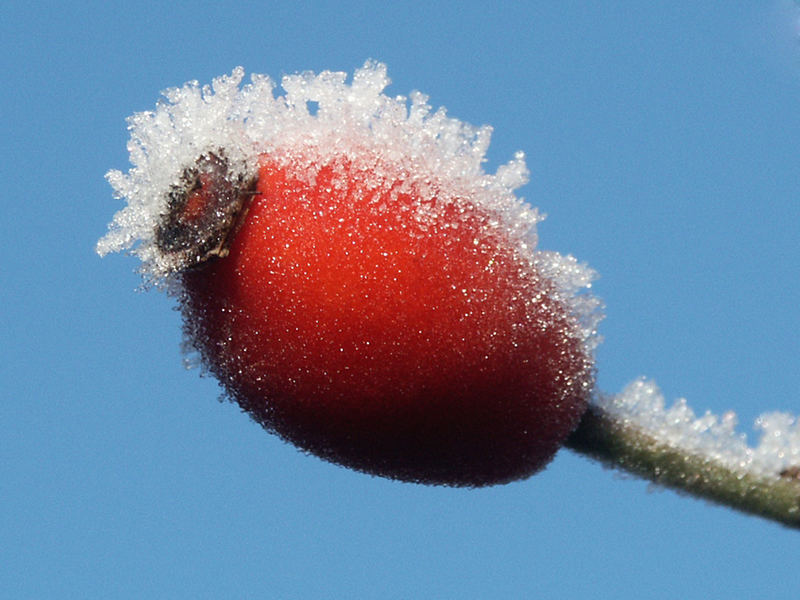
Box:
597, 379, 800, 480
97, 61, 601, 346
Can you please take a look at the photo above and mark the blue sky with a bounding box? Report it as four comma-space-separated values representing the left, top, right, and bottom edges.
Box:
3, 2, 800, 598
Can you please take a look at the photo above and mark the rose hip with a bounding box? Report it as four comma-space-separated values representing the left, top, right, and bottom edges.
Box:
98, 64, 599, 486
178, 154, 593, 486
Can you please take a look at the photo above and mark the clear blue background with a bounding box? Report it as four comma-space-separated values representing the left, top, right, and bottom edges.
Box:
3, 2, 799, 598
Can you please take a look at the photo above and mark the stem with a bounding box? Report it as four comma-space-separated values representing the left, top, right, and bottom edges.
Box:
565, 403, 800, 530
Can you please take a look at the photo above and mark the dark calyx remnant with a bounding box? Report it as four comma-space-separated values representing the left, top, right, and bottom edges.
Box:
780, 466, 800, 481
155, 150, 258, 270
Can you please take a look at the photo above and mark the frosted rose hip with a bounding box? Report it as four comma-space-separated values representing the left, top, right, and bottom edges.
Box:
97, 63, 601, 486
179, 155, 593, 485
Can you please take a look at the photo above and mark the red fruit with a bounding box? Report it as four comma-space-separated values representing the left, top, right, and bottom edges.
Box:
177, 152, 593, 486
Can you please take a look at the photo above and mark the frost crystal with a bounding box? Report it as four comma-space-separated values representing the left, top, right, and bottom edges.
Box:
597, 379, 800, 480
97, 61, 601, 344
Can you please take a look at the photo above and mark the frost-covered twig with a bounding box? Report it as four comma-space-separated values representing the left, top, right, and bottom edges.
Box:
566, 379, 800, 529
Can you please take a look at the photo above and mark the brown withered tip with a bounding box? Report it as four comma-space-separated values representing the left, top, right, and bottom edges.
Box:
154, 151, 257, 270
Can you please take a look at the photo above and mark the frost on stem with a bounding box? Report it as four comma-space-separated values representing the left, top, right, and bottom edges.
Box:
569, 380, 800, 529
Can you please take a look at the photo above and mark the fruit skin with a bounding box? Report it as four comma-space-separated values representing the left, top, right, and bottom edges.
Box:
179, 154, 593, 486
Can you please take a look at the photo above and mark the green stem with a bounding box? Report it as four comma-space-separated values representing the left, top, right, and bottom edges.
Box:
565, 404, 800, 530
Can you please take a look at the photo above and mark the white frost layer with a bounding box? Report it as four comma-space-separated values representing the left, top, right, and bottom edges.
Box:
597, 379, 800, 479
97, 61, 601, 345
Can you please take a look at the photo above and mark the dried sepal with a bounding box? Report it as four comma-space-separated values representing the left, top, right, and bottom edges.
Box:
154, 151, 257, 270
